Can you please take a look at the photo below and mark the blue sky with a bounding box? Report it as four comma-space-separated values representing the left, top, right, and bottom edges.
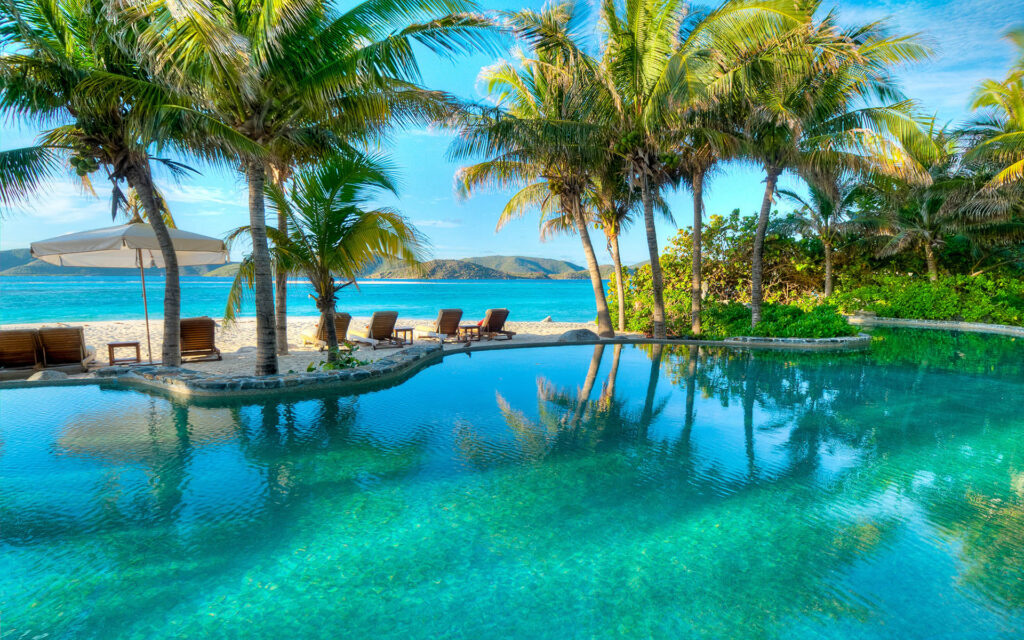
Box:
1, 0, 1022, 265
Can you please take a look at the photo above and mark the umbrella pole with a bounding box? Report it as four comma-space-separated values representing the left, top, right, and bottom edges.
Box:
138, 249, 153, 363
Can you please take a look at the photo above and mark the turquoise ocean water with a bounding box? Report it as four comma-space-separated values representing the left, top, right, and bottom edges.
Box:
4, 329, 1024, 638
0, 276, 602, 324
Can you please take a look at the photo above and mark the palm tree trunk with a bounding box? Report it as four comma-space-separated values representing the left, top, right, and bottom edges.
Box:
268, 164, 290, 356
924, 243, 939, 282
640, 343, 663, 429
641, 172, 667, 338
579, 344, 604, 401
743, 356, 759, 478
127, 162, 181, 367
570, 200, 614, 338
751, 166, 780, 327
275, 205, 289, 355
684, 345, 698, 430
246, 160, 278, 375
321, 291, 339, 364
823, 241, 834, 296
609, 232, 626, 332
602, 343, 622, 404
691, 169, 704, 335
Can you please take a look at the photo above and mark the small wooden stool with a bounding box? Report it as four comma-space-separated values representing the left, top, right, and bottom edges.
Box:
458, 325, 481, 342
394, 327, 414, 345
108, 341, 141, 365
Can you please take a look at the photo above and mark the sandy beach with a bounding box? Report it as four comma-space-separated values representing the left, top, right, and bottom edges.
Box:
2, 316, 602, 376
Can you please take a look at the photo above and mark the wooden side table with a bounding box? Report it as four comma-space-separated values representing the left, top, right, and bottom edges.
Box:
394, 327, 414, 345
108, 341, 141, 365
458, 325, 481, 342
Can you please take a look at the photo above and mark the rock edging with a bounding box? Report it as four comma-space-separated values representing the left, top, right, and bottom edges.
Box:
847, 315, 1024, 338
0, 332, 873, 396
94, 343, 443, 397
722, 333, 871, 350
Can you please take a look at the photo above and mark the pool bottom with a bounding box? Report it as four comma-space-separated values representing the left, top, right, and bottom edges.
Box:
3, 330, 1024, 639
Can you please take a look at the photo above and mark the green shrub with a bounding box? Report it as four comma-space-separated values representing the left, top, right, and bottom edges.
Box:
666, 301, 857, 340
832, 275, 1024, 326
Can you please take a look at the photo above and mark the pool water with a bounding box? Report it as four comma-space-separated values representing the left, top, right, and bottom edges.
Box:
3, 329, 1024, 639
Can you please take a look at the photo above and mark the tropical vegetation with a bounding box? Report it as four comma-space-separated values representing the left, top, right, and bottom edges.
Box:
225, 152, 425, 361
452, 4, 619, 337
0, 0, 227, 366
1, 0, 490, 374
2, 0, 1023, 365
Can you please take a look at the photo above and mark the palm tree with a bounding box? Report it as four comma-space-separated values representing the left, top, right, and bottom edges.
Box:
452, 2, 617, 337
588, 166, 638, 332
541, 157, 648, 332
598, 0, 806, 338
968, 27, 1024, 187
0, 0, 233, 366
0, 147, 60, 212
777, 175, 858, 295
143, 0, 492, 375
856, 122, 1024, 280
225, 152, 425, 360
674, 119, 736, 334
739, 6, 931, 324
119, 186, 176, 227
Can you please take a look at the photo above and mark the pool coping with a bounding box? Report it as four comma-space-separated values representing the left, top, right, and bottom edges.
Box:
847, 315, 1024, 337
450, 333, 872, 355
0, 333, 872, 398
6, 317, 1023, 398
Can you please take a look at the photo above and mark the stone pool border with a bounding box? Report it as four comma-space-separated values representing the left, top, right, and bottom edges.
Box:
0, 333, 872, 398
847, 315, 1024, 338
452, 333, 872, 355
106, 343, 446, 398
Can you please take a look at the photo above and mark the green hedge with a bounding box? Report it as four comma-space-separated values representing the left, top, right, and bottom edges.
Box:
832, 275, 1024, 326
675, 302, 858, 340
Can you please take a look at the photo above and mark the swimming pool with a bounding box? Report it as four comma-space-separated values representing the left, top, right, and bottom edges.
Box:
3, 329, 1024, 638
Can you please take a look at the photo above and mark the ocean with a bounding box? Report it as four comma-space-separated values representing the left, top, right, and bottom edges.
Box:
0, 276, 604, 324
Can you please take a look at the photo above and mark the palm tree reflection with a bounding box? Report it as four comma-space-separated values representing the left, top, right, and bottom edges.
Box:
10, 333, 1024, 636
471, 344, 666, 467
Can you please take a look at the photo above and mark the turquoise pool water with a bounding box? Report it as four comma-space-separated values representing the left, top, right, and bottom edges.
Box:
3, 329, 1024, 639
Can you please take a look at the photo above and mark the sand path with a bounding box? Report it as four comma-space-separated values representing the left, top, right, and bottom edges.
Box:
3, 316, 603, 375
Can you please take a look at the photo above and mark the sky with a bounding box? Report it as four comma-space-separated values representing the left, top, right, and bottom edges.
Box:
1, 0, 1022, 265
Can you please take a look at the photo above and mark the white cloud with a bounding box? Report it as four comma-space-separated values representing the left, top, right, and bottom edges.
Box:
6, 180, 108, 224
835, 0, 1024, 119
182, 209, 233, 218
404, 125, 450, 138
417, 218, 463, 228
160, 184, 243, 207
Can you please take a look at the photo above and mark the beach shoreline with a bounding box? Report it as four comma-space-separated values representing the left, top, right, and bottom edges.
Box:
2, 316, 601, 376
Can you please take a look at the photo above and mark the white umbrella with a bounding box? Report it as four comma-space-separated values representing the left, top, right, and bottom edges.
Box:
31, 222, 229, 362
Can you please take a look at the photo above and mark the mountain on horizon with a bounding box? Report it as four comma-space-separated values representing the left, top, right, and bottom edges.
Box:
0, 249, 621, 279
462, 255, 584, 276
368, 259, 531, 280
0, 248, 225, 276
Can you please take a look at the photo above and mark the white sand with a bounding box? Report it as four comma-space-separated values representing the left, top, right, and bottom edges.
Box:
3, 316, 603, 376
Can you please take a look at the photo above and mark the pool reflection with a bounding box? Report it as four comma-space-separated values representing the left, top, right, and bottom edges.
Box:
3, 329, 1024, 638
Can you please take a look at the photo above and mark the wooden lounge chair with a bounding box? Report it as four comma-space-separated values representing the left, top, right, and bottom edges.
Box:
180, 317, 221, 361
480, 308, 516, 340
350, 311, 404, 350
38, 327, 96, 372
0, 329, 42, 378
415, 309, 463, 343
300, 313, 353, 351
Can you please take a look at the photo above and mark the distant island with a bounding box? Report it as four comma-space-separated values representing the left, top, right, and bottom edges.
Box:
0, 249, 615, 280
